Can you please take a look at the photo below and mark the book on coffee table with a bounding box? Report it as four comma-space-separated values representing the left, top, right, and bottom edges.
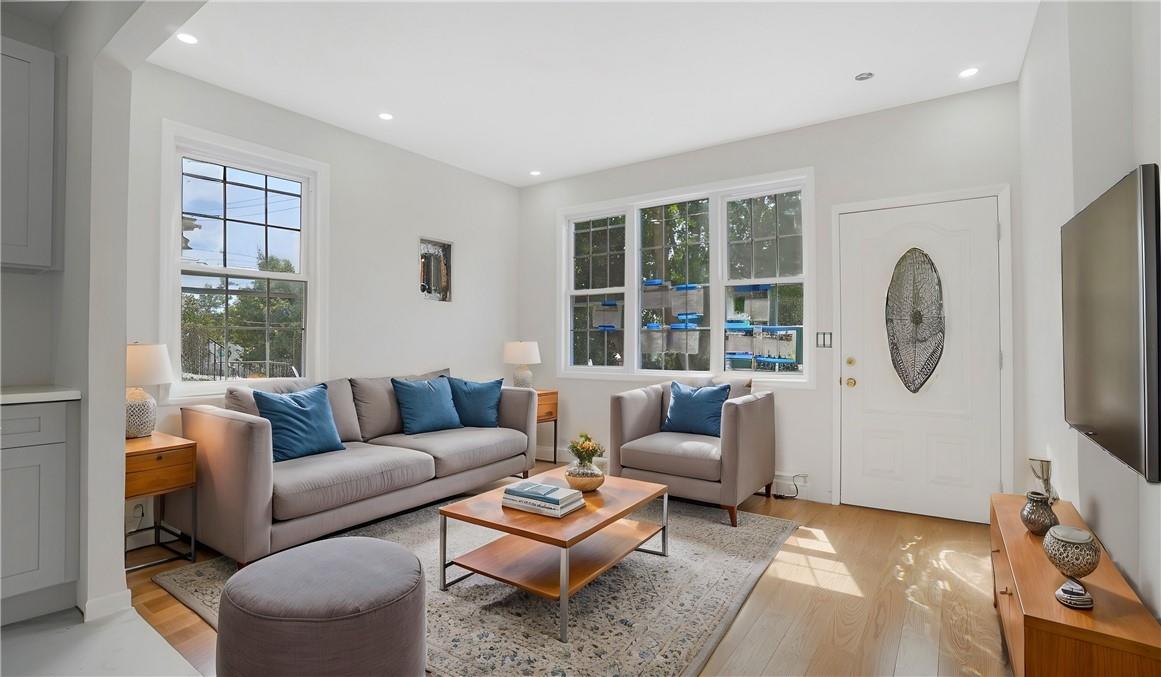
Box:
502, 495, 584, 518
504, 481, 581, 506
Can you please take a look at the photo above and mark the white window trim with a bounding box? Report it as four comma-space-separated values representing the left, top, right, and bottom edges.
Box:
158, 120, 331, 403
556, 168, 816, 389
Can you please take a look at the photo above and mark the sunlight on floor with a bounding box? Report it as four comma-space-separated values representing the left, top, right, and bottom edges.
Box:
765, 526, 865, 598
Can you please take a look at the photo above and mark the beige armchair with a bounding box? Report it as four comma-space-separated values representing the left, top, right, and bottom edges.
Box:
610, 380, 775, 526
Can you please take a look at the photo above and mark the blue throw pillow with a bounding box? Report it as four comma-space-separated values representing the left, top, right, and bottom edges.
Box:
446, 376, 503, 427
661, 381, 732, 437
391, 377, 463, 434
253, 384, 345, 462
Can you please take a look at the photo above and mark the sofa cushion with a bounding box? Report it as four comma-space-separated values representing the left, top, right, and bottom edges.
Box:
447, 377, 503, 428
225, 378, 361, 443
662, 381, 731, 437
372, 427, 526, 478
619, 432, 722, 482
272, 442, 435, 520
350, 369, 451, 440
660, 375, 751, 417
254, 384, 346, 462
391, 377, 462, 434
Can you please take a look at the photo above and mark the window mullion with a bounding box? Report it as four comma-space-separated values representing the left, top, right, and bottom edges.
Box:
625, 207, 640, 372
708, 193, 725, 375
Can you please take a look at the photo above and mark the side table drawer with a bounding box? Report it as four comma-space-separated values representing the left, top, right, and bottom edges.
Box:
126, 445, 194, 474
537, 391, 558, 422
126, 462, 195, 499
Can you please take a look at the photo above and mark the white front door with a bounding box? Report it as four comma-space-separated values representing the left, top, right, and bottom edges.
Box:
839, 197, 1001, 523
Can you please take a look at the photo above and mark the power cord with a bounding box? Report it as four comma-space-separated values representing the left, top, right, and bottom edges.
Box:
131, 503, 145, 531
773, 474, 807, 500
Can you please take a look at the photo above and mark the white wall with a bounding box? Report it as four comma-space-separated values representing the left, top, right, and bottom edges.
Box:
1018, 0, 1161, 617
124, 64, 521, 433
517, 85, 1021, 502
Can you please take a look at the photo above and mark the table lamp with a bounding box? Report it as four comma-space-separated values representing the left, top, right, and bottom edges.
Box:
126, 343, 174, 438
503, 341, 541, 388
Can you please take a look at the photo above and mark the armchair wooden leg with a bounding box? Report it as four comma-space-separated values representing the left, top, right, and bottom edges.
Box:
720, 505, 738, 527
522, 470, 530, 479
764, 482, 773, 498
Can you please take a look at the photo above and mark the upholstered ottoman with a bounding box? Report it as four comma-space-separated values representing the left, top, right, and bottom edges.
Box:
216, 537, 426, 677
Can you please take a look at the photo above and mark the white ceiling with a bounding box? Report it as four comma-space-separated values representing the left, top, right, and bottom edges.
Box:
148, 2, 1038, 187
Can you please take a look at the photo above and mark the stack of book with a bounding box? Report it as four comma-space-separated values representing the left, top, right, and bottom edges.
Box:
502, 481, 584, 518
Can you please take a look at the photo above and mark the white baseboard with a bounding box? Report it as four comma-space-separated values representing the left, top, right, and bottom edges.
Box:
81, 588, 131, 622
1, 582, 77, 626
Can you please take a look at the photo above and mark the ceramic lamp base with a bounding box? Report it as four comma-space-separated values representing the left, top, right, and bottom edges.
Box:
512, 365, 533, 388
125, 387, 157, 439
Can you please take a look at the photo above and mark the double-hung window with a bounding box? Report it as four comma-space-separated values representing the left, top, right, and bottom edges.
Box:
569, 214, 626, 368
561, 170, 812, 383
161, 124, 328, 397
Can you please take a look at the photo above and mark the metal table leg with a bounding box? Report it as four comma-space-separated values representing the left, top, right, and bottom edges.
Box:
439, 514, 447, 591
559, 547, 570, 643
635, 491, 670, 557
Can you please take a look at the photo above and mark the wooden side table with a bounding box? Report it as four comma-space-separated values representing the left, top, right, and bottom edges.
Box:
536, 389, 559, 463
124, 431, 197, 572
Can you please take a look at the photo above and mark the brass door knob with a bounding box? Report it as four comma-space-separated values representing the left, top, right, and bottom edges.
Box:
845, 378, 857, 388
846, 357, 856, 366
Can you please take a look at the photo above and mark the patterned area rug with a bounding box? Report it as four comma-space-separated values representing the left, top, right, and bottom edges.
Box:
154, 500, 796, 676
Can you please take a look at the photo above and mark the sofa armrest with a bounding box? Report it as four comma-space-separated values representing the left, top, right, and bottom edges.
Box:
498, 387, 537, 471
610, 384, 664, 475
719, 391, 775, 506
172, 405, 274, 564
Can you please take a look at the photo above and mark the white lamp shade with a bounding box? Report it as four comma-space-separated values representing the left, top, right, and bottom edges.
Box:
503, 341, 541, 365
126, 343, 174, 387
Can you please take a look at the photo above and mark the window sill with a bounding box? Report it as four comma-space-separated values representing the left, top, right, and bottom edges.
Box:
556, 368, 816, 390
161, 377, 306, 407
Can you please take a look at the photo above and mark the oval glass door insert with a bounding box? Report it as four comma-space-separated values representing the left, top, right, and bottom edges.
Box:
885, 247, 945, 393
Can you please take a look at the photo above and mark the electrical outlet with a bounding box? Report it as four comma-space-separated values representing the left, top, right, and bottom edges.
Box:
125, 501, 147, 531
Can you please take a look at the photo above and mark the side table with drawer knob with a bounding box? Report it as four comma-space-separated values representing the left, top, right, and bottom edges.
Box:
536, 389, 559, 463
124, 432, 197, 572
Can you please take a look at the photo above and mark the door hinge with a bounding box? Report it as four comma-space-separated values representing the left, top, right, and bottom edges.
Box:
999, 350, 1004, 369
996, 222, 1002, 242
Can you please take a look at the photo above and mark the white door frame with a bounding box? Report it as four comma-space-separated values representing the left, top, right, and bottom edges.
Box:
830, 185, 1014, 507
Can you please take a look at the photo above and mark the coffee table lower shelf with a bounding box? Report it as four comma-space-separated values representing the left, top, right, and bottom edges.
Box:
451, 518, 662, 600
443, 516, 665, 642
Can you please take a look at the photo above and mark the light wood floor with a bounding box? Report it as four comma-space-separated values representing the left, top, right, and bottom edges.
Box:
128, 462, 1007, 676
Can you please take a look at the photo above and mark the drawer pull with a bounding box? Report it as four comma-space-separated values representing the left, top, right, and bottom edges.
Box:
991, 548, 1001, 553
156, 454, 164, 461
999, 586, 1011, 595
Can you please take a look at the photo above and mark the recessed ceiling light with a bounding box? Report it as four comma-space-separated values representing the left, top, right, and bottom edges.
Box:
176, 33, 198, 45
377, 112, 394, 121
854, 72, 874, 82
959, 67, 980, 79
529, 170, 542, 177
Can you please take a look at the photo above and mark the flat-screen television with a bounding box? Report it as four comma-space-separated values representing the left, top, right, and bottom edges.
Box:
1062, 163, 1160, 483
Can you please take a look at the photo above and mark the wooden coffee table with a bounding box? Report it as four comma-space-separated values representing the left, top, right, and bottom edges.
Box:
438, 466, 669, 642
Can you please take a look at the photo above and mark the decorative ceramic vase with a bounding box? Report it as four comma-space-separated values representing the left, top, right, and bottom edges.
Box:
565, 461, 604, 492
1020, 491, 1059, 536
1043, 525, 1101, 580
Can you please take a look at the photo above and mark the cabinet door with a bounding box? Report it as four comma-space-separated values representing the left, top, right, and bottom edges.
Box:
1, 443, 67, 597
1, 38, 54, 269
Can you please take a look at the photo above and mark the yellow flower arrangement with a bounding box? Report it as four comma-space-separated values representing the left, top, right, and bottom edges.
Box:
568, 432, 605, 466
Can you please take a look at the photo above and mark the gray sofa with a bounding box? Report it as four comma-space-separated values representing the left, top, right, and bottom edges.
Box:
610, 377, 774, 526
165, 375, 537, 564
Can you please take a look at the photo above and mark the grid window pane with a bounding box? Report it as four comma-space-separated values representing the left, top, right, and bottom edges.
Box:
723, 283, 803, 373
267, 193, 301, 229
609, 252, 625, 287
570, 294, 624, 367
754, 195, 778, 238
226, 167, 264, 188
182, 176, 223, 217
755, 239, 778, 277
572, 216, 626, 295
226, 221, 265, 270
182, 158, 222, 180
181, 216, 224, 267
778, 192, 802, 236
639, 198, 711, 372
573, 256, 591, 290
778, 234, 803, 277
267, 176, 302, 195
226, 183, 265, 222
266, 228, 301, 273
591, 254, 609, 289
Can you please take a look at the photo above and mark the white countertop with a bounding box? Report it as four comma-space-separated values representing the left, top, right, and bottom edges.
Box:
1, 385, 83, 405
